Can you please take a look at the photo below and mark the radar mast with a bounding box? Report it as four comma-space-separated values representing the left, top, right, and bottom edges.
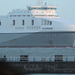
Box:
37, 0, 43, 6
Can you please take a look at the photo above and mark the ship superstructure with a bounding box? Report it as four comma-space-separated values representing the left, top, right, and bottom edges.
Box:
0, 1, 75, 47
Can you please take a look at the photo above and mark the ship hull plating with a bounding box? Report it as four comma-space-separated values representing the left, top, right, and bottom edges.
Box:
0, 32, 75, 47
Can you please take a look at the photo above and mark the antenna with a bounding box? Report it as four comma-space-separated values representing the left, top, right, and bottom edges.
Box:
45, 2, 47, 6
37, 0, 43, 6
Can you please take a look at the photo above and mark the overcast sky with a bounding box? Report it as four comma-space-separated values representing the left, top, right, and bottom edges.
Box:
0, 0, 75, 21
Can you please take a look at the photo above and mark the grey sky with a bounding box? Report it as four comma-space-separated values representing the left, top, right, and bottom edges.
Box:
0, 0, 75, 21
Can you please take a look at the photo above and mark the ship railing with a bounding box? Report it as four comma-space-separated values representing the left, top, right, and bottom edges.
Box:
1, 56, 75, 62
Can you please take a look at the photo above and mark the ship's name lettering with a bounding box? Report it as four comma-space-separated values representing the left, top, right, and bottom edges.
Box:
42, 28, 53, 29
15, 27, 24, 29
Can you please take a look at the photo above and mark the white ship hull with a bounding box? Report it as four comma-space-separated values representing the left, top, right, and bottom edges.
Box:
0, 4, 75, 47
0, 32, 75, 47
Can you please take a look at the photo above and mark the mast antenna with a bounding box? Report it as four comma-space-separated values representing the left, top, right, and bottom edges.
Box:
37, 0, 43, 6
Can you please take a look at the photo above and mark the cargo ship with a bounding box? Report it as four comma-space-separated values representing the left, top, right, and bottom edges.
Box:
0, 1, 75, 47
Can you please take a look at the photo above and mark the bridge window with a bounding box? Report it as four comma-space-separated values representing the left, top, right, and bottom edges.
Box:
47, 21, 49, 25
41, 19, 52, 25
0, 22, 1, 25
50, 21, 52, 25
22, 20, 25, 25
23, 15, 26, 17
18, 15, 21, 17
32, 20, 34, 25
36, 11, 38, 13
41, 19, 44, 25
27, 15, 30, 17
10, 15, 12, 17
13, 20, 15, 25
45, 20, 47, 25
13, 15, 16, 17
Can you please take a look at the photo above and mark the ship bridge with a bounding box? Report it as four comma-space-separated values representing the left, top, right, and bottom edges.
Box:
27, 6, 58, 18
27, 6, 57, 10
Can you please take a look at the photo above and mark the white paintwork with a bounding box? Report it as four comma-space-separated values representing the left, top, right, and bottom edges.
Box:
0, 5, 75, 33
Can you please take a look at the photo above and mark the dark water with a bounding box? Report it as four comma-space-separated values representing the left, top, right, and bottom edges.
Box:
24, 74, 75, 75
0, 47, 75, 75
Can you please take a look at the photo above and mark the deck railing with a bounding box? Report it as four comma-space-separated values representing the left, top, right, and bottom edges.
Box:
1, 56, 75, 62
